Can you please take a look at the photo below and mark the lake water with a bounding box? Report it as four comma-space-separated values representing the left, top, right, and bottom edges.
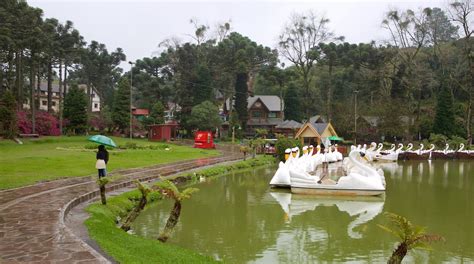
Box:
132, 160, 474, 263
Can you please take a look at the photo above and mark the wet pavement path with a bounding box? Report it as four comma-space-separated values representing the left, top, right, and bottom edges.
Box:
0, 144, 241, 263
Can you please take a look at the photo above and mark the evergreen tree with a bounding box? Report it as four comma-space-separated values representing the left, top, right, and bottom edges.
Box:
150, 101, 165, 124
193, 64, 213, 105
284, 83, 302, 121
63, 85, 87, 134
112, 78, 131, 132
234, 72, 248, 130
188, 100, 222, 131
433, 82, 455, 136
0, 90, 17, 138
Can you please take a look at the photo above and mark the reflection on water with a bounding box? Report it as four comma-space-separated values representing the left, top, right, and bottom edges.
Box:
132, 161, 474, 263
269, 192, 384, 239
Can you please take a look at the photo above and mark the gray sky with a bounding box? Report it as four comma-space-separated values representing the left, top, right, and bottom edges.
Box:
29, 0, 447, 70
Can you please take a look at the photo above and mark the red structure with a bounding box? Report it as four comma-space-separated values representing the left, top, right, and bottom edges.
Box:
194, 131, 215, 149
148, 123, 178, 141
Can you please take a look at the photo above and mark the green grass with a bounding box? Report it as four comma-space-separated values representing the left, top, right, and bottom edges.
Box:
0, 136, 218, 189
85, 190, 218, 264
84, 156, 275, 264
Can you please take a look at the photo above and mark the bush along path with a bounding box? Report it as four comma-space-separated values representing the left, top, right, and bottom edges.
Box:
84, 156, 275, 264
0, 144, 242, 263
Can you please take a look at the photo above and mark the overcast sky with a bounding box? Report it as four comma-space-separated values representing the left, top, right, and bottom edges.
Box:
29, 0, 448, 69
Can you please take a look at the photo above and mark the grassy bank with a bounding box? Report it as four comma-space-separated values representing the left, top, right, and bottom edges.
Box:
85, 156, 275, 264
0, 136, 218, 189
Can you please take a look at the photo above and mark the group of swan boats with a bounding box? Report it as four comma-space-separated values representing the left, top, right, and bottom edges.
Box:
269, 142, 473, 197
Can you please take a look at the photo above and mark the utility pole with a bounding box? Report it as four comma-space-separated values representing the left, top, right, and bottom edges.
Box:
129, 61, 134, 140
354, 90, 359, 145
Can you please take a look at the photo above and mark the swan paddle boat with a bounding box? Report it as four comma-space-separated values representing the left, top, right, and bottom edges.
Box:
290, 150, 386, 196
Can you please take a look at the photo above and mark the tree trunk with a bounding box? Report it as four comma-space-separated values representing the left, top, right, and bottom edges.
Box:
158, 201, 181, 242
47, 59, 53, 113
36, 70, 41, 110
7, 51, 14, 89
0, 64, 3, 92
30, 56, 36, 134
387, 242, 407, 264
121, 195, 148, 231
467, 92, 472, 146
58, 61, 63, 135
63, 64, 68, 99
15, 51, 23, 109
99, 185, 106, 205
87, 82, 92, 115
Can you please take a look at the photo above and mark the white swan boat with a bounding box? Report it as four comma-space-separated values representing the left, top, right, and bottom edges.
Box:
290, 150, 386, 196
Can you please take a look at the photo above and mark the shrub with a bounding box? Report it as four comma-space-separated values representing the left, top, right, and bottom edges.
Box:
429, 133, 448, 148
448, 136, 466, 150
275, 135, 302, 161
17, 110, 60, 136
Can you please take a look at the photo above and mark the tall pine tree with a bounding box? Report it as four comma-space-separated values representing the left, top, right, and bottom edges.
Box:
433, 81, 455, 137
234, 72, 248, 130
112, 78, 131, 133
63, 85, 87, 134
193, 64, 213, 105
284, 83, 302, 122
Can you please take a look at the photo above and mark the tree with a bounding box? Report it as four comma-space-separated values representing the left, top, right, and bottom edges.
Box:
74, 41, 125, 112
0, 90, 17, 138
63, 85, 87, 134
217, 32, 277, 130
188, 100, 222, 131
150, 101, 165, 124
155, 179, 198, 242
378, 212, 444, 264
284, 83, 302, 121
97, 177, 109, 205
278, 11, 334, 118
193, 64, 213, 105
234, 72, 248, 130
121, 181, 152, 231
131, 56, 172, 109
433, 81, 456, 136
448, 0, 473, 145
112, 78, 130, 133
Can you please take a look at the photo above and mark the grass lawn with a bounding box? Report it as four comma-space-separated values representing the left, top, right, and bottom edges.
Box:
0, 136, 218, 190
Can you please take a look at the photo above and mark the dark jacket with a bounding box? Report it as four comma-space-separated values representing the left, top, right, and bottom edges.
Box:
96, 150, 109, 164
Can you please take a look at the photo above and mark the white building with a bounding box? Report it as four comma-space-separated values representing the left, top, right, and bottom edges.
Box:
23, 82, 100, 112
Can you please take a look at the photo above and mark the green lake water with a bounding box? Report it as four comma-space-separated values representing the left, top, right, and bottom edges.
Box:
132, 160, 474, 263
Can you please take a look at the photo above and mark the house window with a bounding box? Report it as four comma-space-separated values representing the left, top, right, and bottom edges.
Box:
42, 101, 47, 106
268, 112, 277, 118
52, 101, 56, 106
252, 111, 262, 118
94, 103, 98, 109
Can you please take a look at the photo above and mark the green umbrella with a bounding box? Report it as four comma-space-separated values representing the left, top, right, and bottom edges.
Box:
88, 135, 117, 148
328, 135, 344, 141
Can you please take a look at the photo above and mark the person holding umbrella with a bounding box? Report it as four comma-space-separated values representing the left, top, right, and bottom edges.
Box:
88, 135, 117, 178
96, 145, 109, 178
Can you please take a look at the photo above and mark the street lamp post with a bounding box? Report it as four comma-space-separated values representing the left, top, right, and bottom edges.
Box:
129, 61, 134, 140
354, 90, 359, 145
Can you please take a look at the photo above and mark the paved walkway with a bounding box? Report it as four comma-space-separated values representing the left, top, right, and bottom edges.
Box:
0, 144, 241, 263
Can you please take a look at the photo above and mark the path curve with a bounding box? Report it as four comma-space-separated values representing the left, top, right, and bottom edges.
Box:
0, 144, 241, 263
